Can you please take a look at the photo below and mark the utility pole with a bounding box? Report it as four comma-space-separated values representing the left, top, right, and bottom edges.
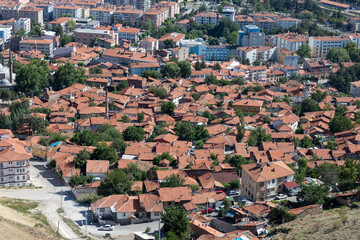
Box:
158, 214, 161, 240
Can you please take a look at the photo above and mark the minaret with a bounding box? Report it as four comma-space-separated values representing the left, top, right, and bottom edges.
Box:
9, 50, 13, 85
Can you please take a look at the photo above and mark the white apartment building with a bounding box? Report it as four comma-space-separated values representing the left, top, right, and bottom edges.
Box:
114, 7, 143, 24
13, 18, 31, 34
272, 33, 309, 52
276, 17, 297, 29
308, 36, 352, 58
0, 25, 12, 42
90, 6, 115, 25
115, 26, 140, 43
54, 4, 82, 19
195, 12, 221, 26
237, 46, 257, 65
345, 33, 360, 48
19, 6, 44, 25
0, 149, 30, 187
20, 39, 54, 56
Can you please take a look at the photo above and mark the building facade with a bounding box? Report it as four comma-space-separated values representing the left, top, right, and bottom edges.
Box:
237, 25, 265, 47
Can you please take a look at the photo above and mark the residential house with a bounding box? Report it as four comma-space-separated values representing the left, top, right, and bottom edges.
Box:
86, 160, 109, 180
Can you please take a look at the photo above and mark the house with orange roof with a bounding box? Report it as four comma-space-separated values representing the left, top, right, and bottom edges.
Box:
159, 32, 185, 48
233, 99, 263, 113
86, 160, 109, 180
241, 161, 295, 201
20, 38, 54, 56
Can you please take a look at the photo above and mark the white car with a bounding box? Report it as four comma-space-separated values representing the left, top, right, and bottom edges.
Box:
229, 190, 239, 195
98, 225, 114, 231
275, 194, 288, 200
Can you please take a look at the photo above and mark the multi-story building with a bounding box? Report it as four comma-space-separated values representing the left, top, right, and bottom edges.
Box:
159, 32, 185, 48
205, 44, 229, 61
19, 5, 44, 25
222, 5, 235, 21
241, 161, 295, 201
113, 6, 143, 24
139, 37, 158, 52
345, 33, 360, 48
0, 130, 32, 187
254, 16, 276, 31
103, 48, 158, 65
276, 48, 298, 66
1, 3, 20, 20
195, 12, 221, 26
160, 1, 179, 17
48, 17, 70, 30
276, 17, 297, 29
105, 0, 150, 12
19, 38, 54, 56
90, 5, 115, 25
0, 148, 31, 187
237, 46, 276, 65
308, 35, 351, 58
54, 4, 83, 19
143, 7, 168, 27
233, 99, 263, 113
13, 18, 31, 34
74, 28, 118, 48
115, 26, 140, 43
303, 59, 332, 84
0, 25, 13, 42
235, 15, 255, 30
237, 25, 265, 47
272, 32, 308, 52
35, 2, 54, 22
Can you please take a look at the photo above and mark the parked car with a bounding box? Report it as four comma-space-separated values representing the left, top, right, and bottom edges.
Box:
240, 197, 247, 205
215, 190, 224, 194
201, 208, 214, 214
98, 225, 114, 231
229, 190, 239, 195
275, 194, 288, 200
215, 205, 224, 211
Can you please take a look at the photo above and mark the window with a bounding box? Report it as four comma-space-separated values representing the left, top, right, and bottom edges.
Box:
154, 212, 160, 216
260, 182, 264, 187
100, 208, 105, 212
278, 177, 282, 182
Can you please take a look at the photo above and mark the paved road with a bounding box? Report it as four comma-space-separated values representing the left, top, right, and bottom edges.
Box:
0, 161, 84, 240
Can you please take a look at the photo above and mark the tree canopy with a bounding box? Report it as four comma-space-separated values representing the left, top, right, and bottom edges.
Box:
51, 63, 86, 90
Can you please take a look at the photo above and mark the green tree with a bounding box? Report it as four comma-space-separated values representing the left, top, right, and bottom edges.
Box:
296, 43, 311, 58
142, 70, 162, 79
268, 206, 297, 225
72, 130, 99, 146
174, 122, 196, 141
153, 152, 175, 165
224, 155, 252, 174
112, 138, 127, 154
97, 169, 134, 196
329, 115, 354, 133
75, 149, 91, 172
68, 174, 93, 188
311, 90, 327, 102
51, 63, 86, 90
160, 174, 185, 187
161, 205, 191, 240
90, 142, 118, 164
137, 112, 144, 122
60, 34, 72, 47
161, 101, 176, 116
177, 61, 192, 78
161, 63, 181, 78
14, 59, 50, 96
335, 105, 348, 116
121, 115, 130, 123
123, 126, 145, 142
296, 184, 329, 206
149, 86, 167, 99
65, 19, 76, 31
205, 75, 218, 85
89, 67, 103, 74
300, 136, 314, 148
247, 127, 272, 146
327, 48, 350, 63
236, 123, 245, 143
301, 98, 319, 114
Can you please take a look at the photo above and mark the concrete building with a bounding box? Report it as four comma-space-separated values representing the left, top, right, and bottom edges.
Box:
116, 26, 140, 43
1, 3, 20, 20
235, 15, 255, 30
54, 4, 83, 19
130, 62, 160, 76
13, 18, 31, 34
105, 0, 150, 12
35, 2, 54, 21
0, 25, 13, 42
90, 5, 115, 25
241, 161, 295, 201
237, 25, 265, 47
350, 80, 360, 97
276, 17, 297, 29
308, 36, 351, 58
195, 12, 221, 26
114, 6, 143, 25
19, 38, 54, 56
276, 48, 298, 66
139, 37, 159, 53
272, 32, 308, 52
74, 28, 118, 48
19, 5, 44, 25
205, 44, 229, 61
143, 7, 168, 27
179, 38, 207, 56
254, 17, 276, 31
222, 5, 235, 21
